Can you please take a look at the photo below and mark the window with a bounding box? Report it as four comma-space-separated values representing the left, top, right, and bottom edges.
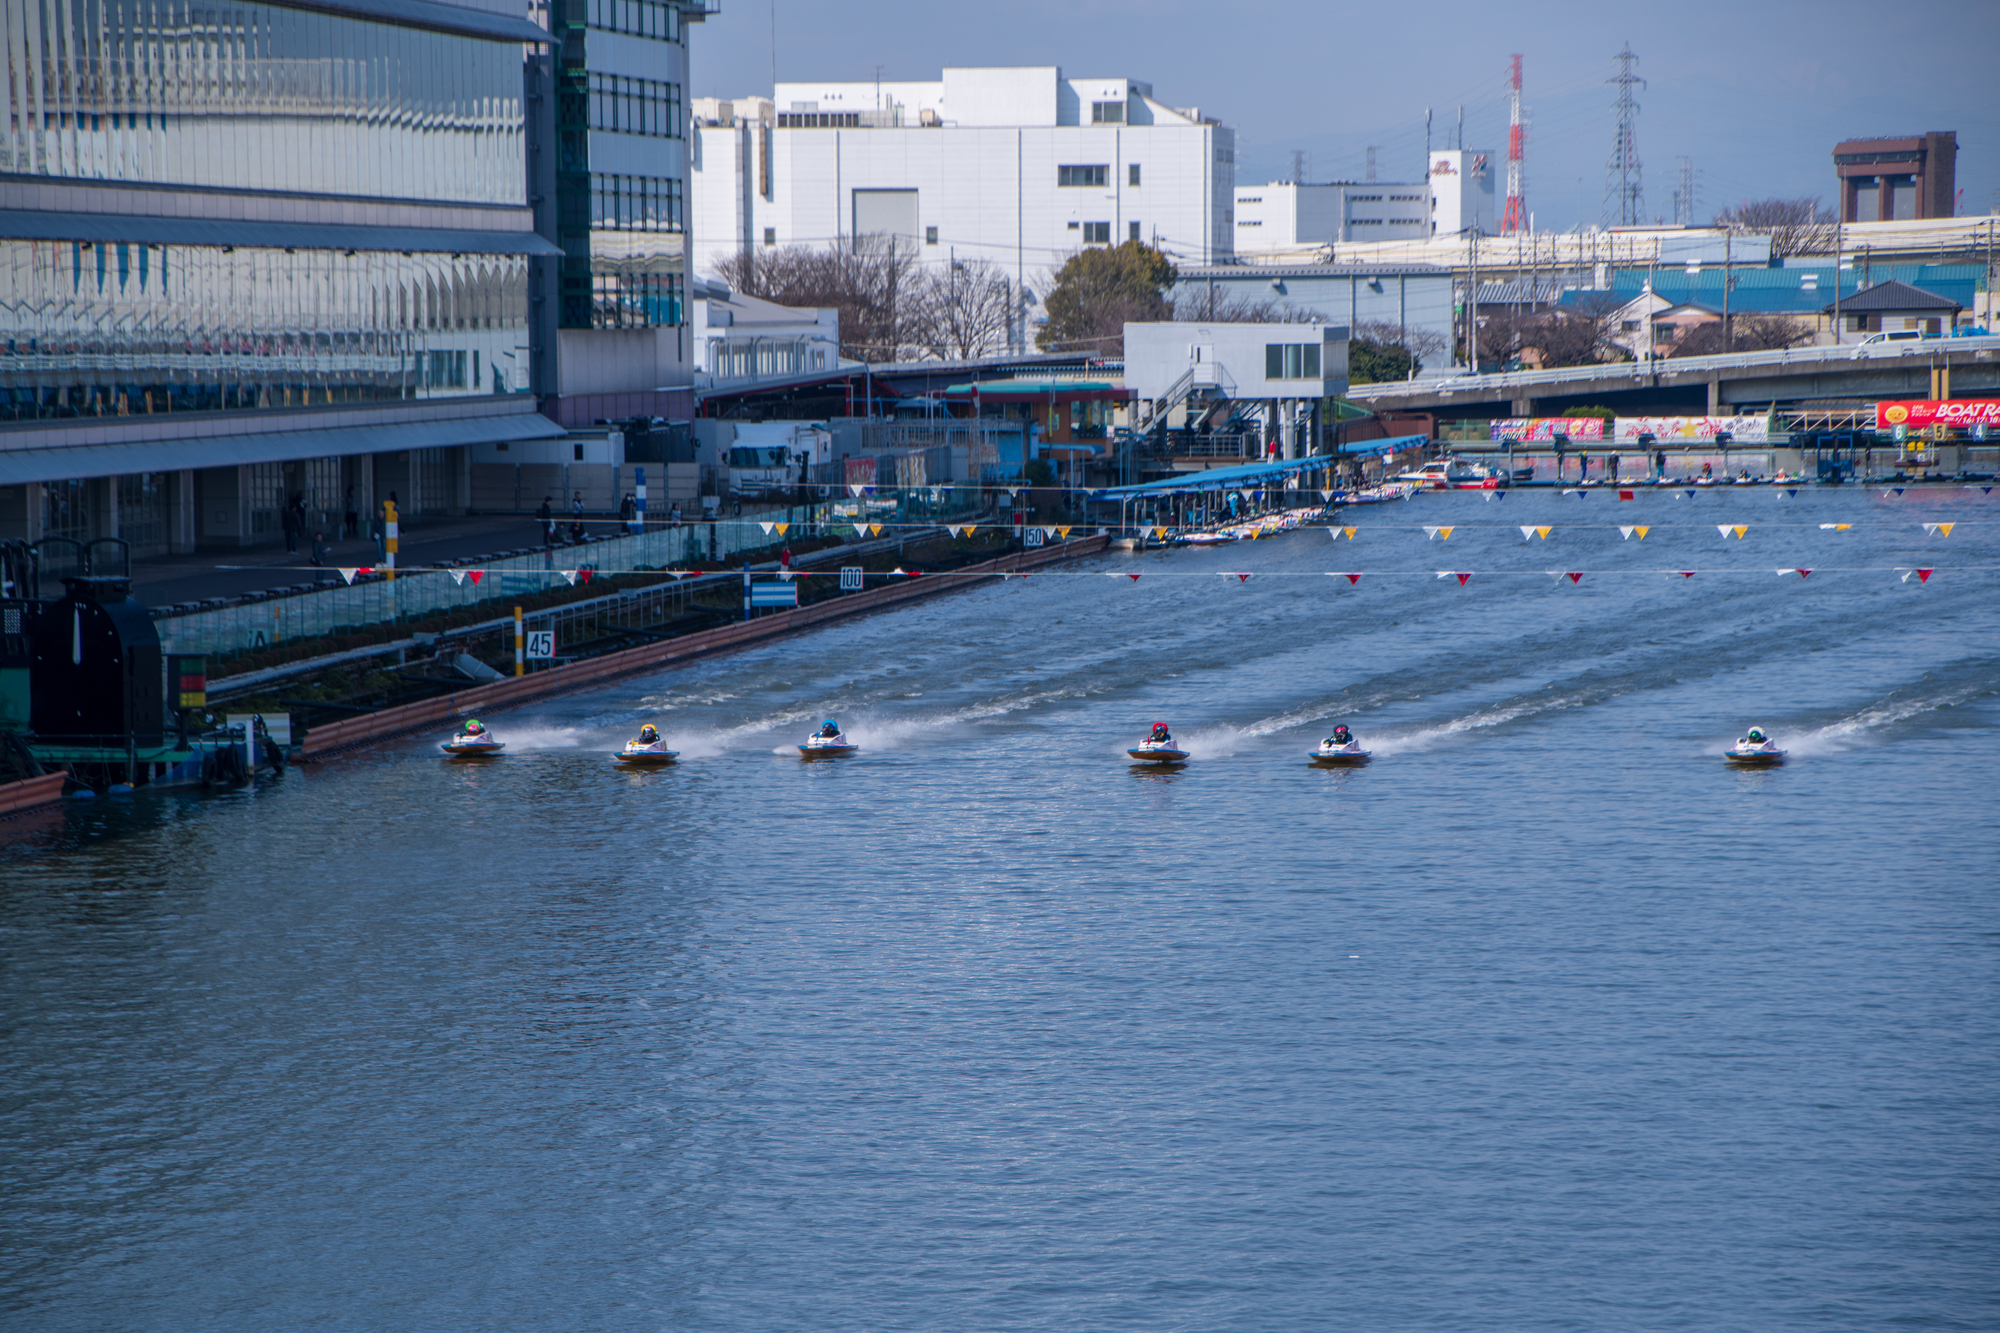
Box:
1129, 163, 1142, 187
1264, 342, 1322, 379
777, 111, 861, 128
1091, 100, 1125, 124
590, 272, 683, 328
1058, 165, 1108, 188
1237, 219, 1262, 226
763, 227, 776, 245
1067, 220, 1080, 230
1129, 221, 1141, 242
588, 74, 683, 138
590, 175, 684, 231
1082, 221, 1110, 244
586, 0, 681, 41
1621, 320, 1641, 332
925, 225, 938, 245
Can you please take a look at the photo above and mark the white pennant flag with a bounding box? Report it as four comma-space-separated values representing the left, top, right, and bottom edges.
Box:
449, 570, 466, 585
562, 571, 578, 586
1619, 526, 1635, 540
1043, 526, 1058, 539
847, 484, 866, 497
339, 567, 359, 585
1320, 490, 1333, 502
1519, 526, 1535, 541
760, 522, 775, 535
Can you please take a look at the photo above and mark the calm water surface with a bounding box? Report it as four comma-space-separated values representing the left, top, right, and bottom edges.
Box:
4, 487, 1997, 1331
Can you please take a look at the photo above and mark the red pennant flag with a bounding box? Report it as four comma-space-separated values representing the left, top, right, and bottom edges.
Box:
1797, 568, 1812, 579
1567, 571, 1583, 584
578, 569, 592, 583
1236, 573, 1251, 583
1618, 489, 1635, 500
1918, 568, 1933, 583
1344, 573, 1361, 585
357, 567, 375, 575
1126, 573, 1141, 581
906, 569, 922, 577
1456, 572, 1472, 586
467, 570, 483, 585
1679, 571, 1695, 579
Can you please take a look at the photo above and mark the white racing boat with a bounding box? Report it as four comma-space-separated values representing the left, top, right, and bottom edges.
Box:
614, 738, 679, 766
800, 722, 859, 758
1309, 739, 1370, 766
1127, 729, 1190, 764
1724, 728, 1785, 767
440, 734, 505, 757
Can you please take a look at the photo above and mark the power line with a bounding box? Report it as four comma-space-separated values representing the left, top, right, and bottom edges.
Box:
1603, 43, 1647, 227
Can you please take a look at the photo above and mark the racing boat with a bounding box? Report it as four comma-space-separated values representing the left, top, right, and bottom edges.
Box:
613, 740, 679, 766
1724, 730, 1785, 767
1309, 738, 1371, 766
1127, 727, 1190, 764
799, 723, 859, 758
439, 733, 505, 757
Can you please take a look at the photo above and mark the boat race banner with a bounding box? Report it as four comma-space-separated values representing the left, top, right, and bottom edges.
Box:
1612, 415, 1771, 444
1876, 400, 2000, 430
1489, 418, 1604, 442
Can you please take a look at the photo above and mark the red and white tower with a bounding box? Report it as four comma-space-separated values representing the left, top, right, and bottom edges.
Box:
1501, 54, 1527, 234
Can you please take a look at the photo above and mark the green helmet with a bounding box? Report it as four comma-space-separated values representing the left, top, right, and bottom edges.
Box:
1747, 728, 1766, 743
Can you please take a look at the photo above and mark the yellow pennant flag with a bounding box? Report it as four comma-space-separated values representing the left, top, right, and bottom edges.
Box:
1343, 527, 1357, 540
775, 522, 789, 536
1056, 526, 1071, 538
1936, 522, 1955, 537
1535, 526, 1551, 540
1635, 525, 1649, 539
1734, 525, 1748, 539
868, 524, 883, 537
1440, 526, 1454, 540
1153, 526, 1168, 539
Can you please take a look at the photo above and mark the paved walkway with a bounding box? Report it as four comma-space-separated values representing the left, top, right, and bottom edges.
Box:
129, 514, 607, 608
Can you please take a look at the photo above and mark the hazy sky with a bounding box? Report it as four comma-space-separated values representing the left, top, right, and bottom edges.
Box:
692, 0, 1997, 234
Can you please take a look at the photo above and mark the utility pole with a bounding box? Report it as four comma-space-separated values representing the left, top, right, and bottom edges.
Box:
1365, 146, 1377, 182
1424, 105, 1432, 173
1674, 156, 1695, 227
1722, 225, 1733, 350
1832, 219, 1844, 345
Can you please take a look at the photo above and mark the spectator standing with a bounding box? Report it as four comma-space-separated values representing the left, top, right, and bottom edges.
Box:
281, 494, 304, 554
537, 495, 554, 545
569, 491, 585, 543
343, 486, 359, 540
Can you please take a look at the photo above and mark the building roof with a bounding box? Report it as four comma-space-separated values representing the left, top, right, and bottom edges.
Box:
1823, 279, 1962, 314
1474, 278, 1572, 307
1571, 263, 1980, 316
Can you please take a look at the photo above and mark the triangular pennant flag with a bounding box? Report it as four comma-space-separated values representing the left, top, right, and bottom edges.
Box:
1937, 522, 1955, 537
1681, 489, 1696, 499
562, 571, 578, 586
1126, 572, 1141, 581
1056, 527, 1071, 538
1733, 526, 1748, 539
1796, 569, 1812, 578
1888, 487, 1906, 497
1535, 526, 1551, 540
1619, 526, 1636, 540
1818, 523, 1851, 531
1319, 490, 1333, 502
1901, 567, 1933, 583
1152, 526, 1168, 539
580, 570, 593, 584
468, 570, 483, 585
1567, 571, 1583, 584
1456, 572, 1472, 586
449, 570, 466, 585
1546, 570, 1565, 581
759, 522, 775, 535
1425, 527, 1442, 540
1635, 526, 1649, 539
779, 570, 795, 583
339, 567, 360, 585
775, 522, 789, 536
1775, 568, 1796, 577
1717, 524, 1731, 538
1780, 488, 1798, 498
1436, 570, 1453, 579
1234, 572, 1251, 583
1439, 526, 1454, 540
848, 484, 866, 497
869, 524, 883, 537
1678, 570, 1696, 579
1337, 573, 1361, 584
1520, 526, 1536, 541
1618, 489, 1635, 500
1043, 527, 1058, 539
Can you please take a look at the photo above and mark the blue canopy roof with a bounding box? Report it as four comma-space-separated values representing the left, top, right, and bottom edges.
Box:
1337, 433, 1428, 457
1089, 454, 1338, 499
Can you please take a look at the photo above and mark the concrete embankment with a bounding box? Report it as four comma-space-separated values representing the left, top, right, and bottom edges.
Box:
301, 535, 1110, 759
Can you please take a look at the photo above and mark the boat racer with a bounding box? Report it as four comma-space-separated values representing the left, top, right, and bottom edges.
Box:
1737, 727, 1778, 754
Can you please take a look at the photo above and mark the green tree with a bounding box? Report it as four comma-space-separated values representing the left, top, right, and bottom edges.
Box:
1348, 338, 1414, 385
1037, 241, 1176, 355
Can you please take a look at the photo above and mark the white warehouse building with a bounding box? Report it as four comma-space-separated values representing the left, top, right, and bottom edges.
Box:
690, 66, 1237, 299
1232, 150, 1496, 259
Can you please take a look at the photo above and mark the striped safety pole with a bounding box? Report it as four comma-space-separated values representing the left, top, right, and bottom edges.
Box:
742, 570, 750, 622
514, 605, 524, 676
634, 466, 647, 534
383, 499, 398, 581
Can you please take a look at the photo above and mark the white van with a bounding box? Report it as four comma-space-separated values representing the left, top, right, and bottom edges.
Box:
1855, 330, 1924, 347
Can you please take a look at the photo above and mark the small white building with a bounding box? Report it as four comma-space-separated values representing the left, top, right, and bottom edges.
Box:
1124, 321, 1350, 459
1427, 149, 1496, 238
1234, 181, 1435, 253
691, 66, 1237, 304
689, 277, 849, 390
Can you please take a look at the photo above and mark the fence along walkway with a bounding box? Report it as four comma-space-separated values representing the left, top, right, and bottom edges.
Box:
155, 517, 885, 659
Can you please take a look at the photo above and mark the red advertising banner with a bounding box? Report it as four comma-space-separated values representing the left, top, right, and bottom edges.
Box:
1876, 400, 2000, 429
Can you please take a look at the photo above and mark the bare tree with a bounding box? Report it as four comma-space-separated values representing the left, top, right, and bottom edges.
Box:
1713, 196, 1839, 259
911, 258, 1016, 360
716, 234, 926, 362
1477, 292, 1622, 369
1668, 314, 1815, 358
1169, 290, 1324, 323
1352, 318, 1449, 373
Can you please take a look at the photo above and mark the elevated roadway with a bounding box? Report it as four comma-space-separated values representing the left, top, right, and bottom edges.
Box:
1346, 336, 2000, 418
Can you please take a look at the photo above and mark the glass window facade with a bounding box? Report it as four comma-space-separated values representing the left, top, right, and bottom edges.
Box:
0, 0, 526, 205
0, 240, 530, 422
590, 175, 684, 231
588, 74, 682, 139
585, 0, 682, 41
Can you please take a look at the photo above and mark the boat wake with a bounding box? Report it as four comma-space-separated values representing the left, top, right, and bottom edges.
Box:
1368, 693, 1593, 755
1782, 678, 1997, 757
